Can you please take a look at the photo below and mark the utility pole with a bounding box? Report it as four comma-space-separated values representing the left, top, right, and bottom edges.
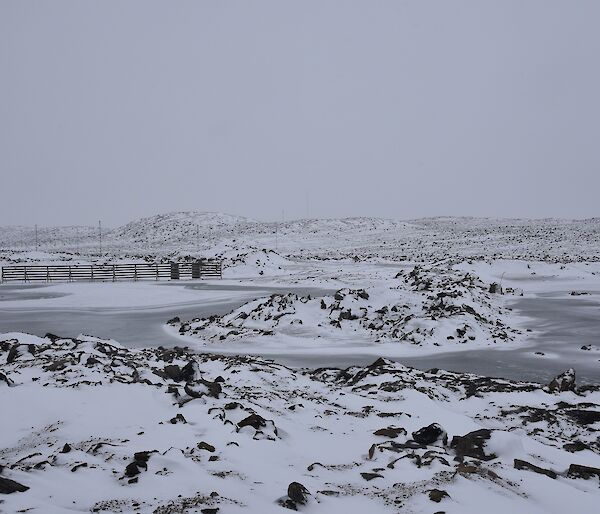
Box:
305, 192, 310, 218
35, 224, 38, 251
99, 220, 102, 256
275, 221, 278, 251
196, 224, 199, 253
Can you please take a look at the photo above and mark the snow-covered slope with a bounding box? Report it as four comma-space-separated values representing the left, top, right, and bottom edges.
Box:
2, 333, 599, 514
3, 213, 600, 263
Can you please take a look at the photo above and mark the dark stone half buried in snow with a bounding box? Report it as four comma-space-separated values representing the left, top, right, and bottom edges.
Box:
513, 459, 557, 479
567, 464, 600, 480
237, 413, 267, 430
0, 371, 13, 387
451, 429, 495, 461
197, 441, 216, 452
360, 472, 383, 481
411, 423, 447, 445
169, 413, 187, 424
0, 476, 29, 494
373, 427, 407, 439
428, 489, 450, 502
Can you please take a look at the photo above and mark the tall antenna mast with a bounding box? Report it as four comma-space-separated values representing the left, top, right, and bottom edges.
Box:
99, 220, 102, 256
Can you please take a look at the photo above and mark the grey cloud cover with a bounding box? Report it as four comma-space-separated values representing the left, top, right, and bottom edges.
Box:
1, 0, 599, 226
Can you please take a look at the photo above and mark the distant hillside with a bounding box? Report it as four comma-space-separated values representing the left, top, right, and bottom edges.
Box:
2, 212, 600, 263
110, 211, 254, 244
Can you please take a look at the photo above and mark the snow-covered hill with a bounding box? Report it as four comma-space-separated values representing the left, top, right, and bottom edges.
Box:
2, 212, 600, 263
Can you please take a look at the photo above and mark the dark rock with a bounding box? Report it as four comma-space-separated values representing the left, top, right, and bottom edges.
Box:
184, 379, 221, 399
451, 429, 495, 461
180, 361, 198, 382
514, 459, 557, 479
412, 423, 447, 446
163, 364, 184, 382
167, 316, 181, 325
563, 440, 589, 453
287, 482, 309, 504
279, 498, 298, 511
6, 345, 20, 364
124, 451, 152, 478
169, 413, 187, 424
86, 356, 101, 366
356, 289, 369, 300
0, 372, 13, 387
428, 489, 450, 502
60, 443, 72, 453
567, 463, 600, 480
373, 427, 407, 439
44, 333, 61, 342
133, 451, 152, 464
338, 309, 357, 321
334, 290, 345, 301
201, 379, 222, 398
360, 472, 383, 481
0, 476, 29, 494
238, 413, 267, 430
124, 462, 141, 477
547, 369, 576, 393
320, 299, 327, 310
565, 409, 600, 425
201, 509, 219, 514
489, 282, 501, 294
197, 442, 216, 452
44, 359, 69, 372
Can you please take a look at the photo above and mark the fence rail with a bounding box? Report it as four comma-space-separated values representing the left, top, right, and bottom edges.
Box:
0, 260, 222, 283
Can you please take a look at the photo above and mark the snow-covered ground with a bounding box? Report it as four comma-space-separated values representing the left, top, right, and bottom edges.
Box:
2, 213, 600, 511
1, 334, 600, 514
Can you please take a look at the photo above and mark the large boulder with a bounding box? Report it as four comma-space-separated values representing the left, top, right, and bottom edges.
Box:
546, 369, 576, 393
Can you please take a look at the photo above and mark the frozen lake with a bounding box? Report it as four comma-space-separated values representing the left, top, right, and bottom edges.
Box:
1, 282, 599, 384
0, 282, 336, 347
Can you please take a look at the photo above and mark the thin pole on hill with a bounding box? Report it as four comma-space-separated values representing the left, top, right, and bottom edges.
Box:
196, 224, 199, 253
35, 224, 38, 251
99, 220, 102, 256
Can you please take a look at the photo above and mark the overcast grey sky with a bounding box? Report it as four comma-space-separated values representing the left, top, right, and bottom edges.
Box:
1, 1, 599, 227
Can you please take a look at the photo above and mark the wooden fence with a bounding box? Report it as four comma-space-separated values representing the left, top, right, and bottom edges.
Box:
0, 260, 222, 283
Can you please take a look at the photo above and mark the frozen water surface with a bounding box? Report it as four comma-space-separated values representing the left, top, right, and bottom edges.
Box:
2, 281, 599, 384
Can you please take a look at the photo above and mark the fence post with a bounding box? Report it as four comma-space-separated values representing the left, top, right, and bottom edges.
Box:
192, 261, 201, 279
113, 264, 116, 282
170, 262, 180, 280
156, 263, 159, 280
